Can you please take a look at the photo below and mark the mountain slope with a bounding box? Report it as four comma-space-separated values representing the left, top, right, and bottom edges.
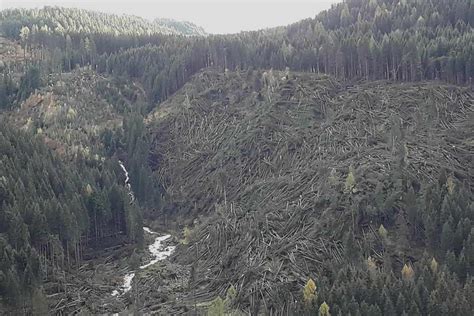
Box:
147, 69, 474, 314
6, 68, 143, 157
0, 0, 473, 314
100, 0, 473, 106
0, 7, 205, 39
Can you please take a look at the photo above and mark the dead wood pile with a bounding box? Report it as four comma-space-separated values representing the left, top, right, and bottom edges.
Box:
148, 70, 473, 312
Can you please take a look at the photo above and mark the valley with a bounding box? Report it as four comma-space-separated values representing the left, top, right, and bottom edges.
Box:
0, 1, 473, 315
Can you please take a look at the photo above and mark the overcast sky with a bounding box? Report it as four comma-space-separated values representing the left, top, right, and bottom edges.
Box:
1, 0, 339, 34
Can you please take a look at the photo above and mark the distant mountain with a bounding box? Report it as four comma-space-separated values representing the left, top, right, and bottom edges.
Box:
0, 6, 205, 39
154, 17, 206, 36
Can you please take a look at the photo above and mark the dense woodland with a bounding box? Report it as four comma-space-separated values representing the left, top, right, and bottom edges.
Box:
0, 121, 143, 308
0, 6, 204, 39
101, 0, 474, 105
1, 0, 472, 107
0, 0, 473, 314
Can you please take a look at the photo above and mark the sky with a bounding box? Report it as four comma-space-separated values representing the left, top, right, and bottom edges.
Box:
0, 0, 339, 34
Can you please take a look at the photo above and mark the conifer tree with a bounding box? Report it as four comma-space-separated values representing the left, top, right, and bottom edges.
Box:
441, 221, 454, 253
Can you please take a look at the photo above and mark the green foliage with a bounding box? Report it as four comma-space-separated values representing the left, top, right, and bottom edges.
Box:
2, 0, 470, 107
441, 221, 454, 253
0, 71, 17, 109
0, 7, 204, 40
121, 113, 161, 208
17, 66, 41, 101
0, 121, 142, 307
128, 249, 141, 270
0, 1, 472, 314
31, 287, 48, 315
96, 0, 473, 105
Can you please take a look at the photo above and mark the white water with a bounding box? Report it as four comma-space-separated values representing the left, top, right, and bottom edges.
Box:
112, 161, 175, 297
118, 160, 135, 203
112, 227, 176, 296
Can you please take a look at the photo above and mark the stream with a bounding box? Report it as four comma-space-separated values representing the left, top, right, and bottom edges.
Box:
111, 227, 175, 296
118, 160, 135, 203
112, 160, 176, 297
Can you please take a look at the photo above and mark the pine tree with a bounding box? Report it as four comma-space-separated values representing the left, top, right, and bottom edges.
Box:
441, 221, 454, 253
383, 290, 396, 316
31, 287, 48, 315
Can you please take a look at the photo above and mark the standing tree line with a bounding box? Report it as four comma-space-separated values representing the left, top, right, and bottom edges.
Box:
1, 0, 471, 109
99, 0, 472, 106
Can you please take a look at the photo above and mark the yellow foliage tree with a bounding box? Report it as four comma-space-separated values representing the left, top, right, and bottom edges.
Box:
182, 226, 192, 245
225, 284, 237, 306
67, 107, 77, 121
85, 183, 93, 195
430, 258, 439, 273
401, 263, 415, 281
367, 256, 377, 272
319, 301, 331, 316
447, 176, 455, 195
378, 224, 388, 239
303, 278, 317, 307
328, 168, 338, 185
345, 167, 356, 193
208, 296, 224, 316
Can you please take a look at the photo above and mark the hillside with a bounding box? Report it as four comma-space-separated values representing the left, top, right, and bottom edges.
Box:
101, 0, 473, 106
0, 0, 473, 314
6, 68, 144, 157
0, 7, 205, 39
0, 119, 145, 312
147, 70, 474, 314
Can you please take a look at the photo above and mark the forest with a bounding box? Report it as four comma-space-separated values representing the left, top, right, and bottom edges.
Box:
0, 120, 143, 308
0, 0, 473, 314
1, 0, 472, 106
